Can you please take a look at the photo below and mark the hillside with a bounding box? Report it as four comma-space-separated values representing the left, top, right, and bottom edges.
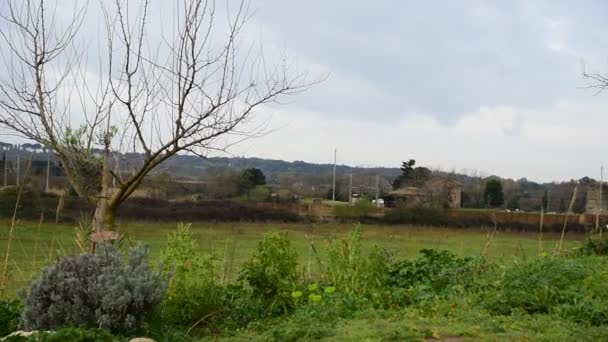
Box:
0, 145, 596, 212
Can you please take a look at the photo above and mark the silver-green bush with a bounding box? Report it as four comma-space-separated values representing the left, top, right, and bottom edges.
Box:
20, 243, 168, 333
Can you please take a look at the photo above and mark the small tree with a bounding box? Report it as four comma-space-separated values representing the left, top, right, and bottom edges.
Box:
392, 159, 432, 189
484, 179, 505, 207
239, 168, 266, 196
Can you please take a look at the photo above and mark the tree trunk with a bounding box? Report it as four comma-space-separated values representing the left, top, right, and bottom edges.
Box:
93, 199, 117, 231
92, 143, 114, 233
92, 194, 114, 232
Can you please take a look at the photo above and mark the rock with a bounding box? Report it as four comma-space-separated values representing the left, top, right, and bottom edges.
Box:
129, 338, 157, 342
1, 331, 40, 340
8, 330, 39, 337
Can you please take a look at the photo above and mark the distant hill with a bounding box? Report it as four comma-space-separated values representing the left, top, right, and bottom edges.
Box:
0, 145, 595, 212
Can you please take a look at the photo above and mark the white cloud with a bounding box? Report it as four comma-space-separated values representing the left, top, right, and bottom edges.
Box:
237, 97, 608, 183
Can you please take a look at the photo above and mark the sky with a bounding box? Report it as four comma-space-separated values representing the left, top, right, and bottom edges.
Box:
230, 0, 608, 182
2, 0, 608, 183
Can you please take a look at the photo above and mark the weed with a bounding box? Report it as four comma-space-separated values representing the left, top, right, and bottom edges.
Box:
239, 231, 299, 314
160, 223, 223, 327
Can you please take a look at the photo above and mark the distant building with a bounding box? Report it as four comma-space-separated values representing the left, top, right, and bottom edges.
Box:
585, 183, 608, 215
387, 177, 462, 209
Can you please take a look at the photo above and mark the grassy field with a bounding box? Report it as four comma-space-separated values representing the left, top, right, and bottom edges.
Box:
0, 220, 584, 296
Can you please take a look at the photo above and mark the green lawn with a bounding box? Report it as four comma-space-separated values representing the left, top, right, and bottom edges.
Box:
0, 220, 584, 297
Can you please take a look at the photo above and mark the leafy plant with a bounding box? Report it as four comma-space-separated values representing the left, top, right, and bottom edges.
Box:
20, 243, 168, 334
484, 257, 592, 315
573, 235, 608, 256
160, 223, 223, 327
324, 226, 364, 292
0, 300, 21, 337
324, 226, 392, 294
239, 232, 299, 312
388, 249, 486, 295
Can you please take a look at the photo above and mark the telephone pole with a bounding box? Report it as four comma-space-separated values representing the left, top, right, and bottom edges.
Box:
597, 166, 604, 236
375, 174, 380, 205
45, 152, 50, 192
15, 153, 20, 185
332, 149, 337, 202
348, 173, 353, 204
2, 152, 6, 187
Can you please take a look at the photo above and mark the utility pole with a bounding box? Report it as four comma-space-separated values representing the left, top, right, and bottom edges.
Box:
597, 166, 604, 237
332, 149, 337, 202
375, 174, 380, 206
2, 152, 6, 187
15, 153, 19, 185
45, 152, 50, 192
348, 173, 353, 204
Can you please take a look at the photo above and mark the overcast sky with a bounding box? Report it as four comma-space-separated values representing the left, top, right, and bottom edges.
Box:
2, 0, 608, 183
228, 0, 608, 182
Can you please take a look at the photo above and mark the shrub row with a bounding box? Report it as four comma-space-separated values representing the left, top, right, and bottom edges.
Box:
382, 206, 589, 232
0, 188, 300, 223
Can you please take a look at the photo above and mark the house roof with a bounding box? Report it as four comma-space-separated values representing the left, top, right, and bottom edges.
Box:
389, 187, 425, 197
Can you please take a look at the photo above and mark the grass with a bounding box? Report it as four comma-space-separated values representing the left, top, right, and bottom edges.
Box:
0, 220, 584, 296
0, 220, 600, 341
221, 309, 608, 341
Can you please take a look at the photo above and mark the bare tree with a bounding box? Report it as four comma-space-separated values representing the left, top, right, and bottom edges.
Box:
582, 59, 608, 93
0, 0, 314, 233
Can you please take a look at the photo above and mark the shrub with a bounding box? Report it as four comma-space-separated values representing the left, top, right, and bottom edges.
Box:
116, 198, 301, 222
484, 257, 593, 316
388, 249, 487, 296
382, 206, 449, 225
0, 187, 57, 220
574, 235, 608, 256
239, 232, 299, 312
160, 223, 223, 327
20, 243, 168, 334
0, 300, 21, 337
333, 199, 375, 219
323, 227, 392, 293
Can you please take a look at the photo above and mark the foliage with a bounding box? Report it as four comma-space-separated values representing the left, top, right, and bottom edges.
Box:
0, 300, 21, 337
0, 187, 55, 219
392, 159, 432, 189
484, 179, 505, 207
574, 235, 608, 256
323, 227, 391, 293
333, 199, 375, 219
3, 327, 117, 342
4, 221, 608, 340
160, 223, 223, 327
246, 185, 272, 202
383, 205, 449, 225
239, 232, 299, 312
116, 198, 301, 223
483, 256, 608, 324
388, 249, 487, 298
57, 127, 105, 197
239, 168, 267, 195
20, 243, 168, 334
